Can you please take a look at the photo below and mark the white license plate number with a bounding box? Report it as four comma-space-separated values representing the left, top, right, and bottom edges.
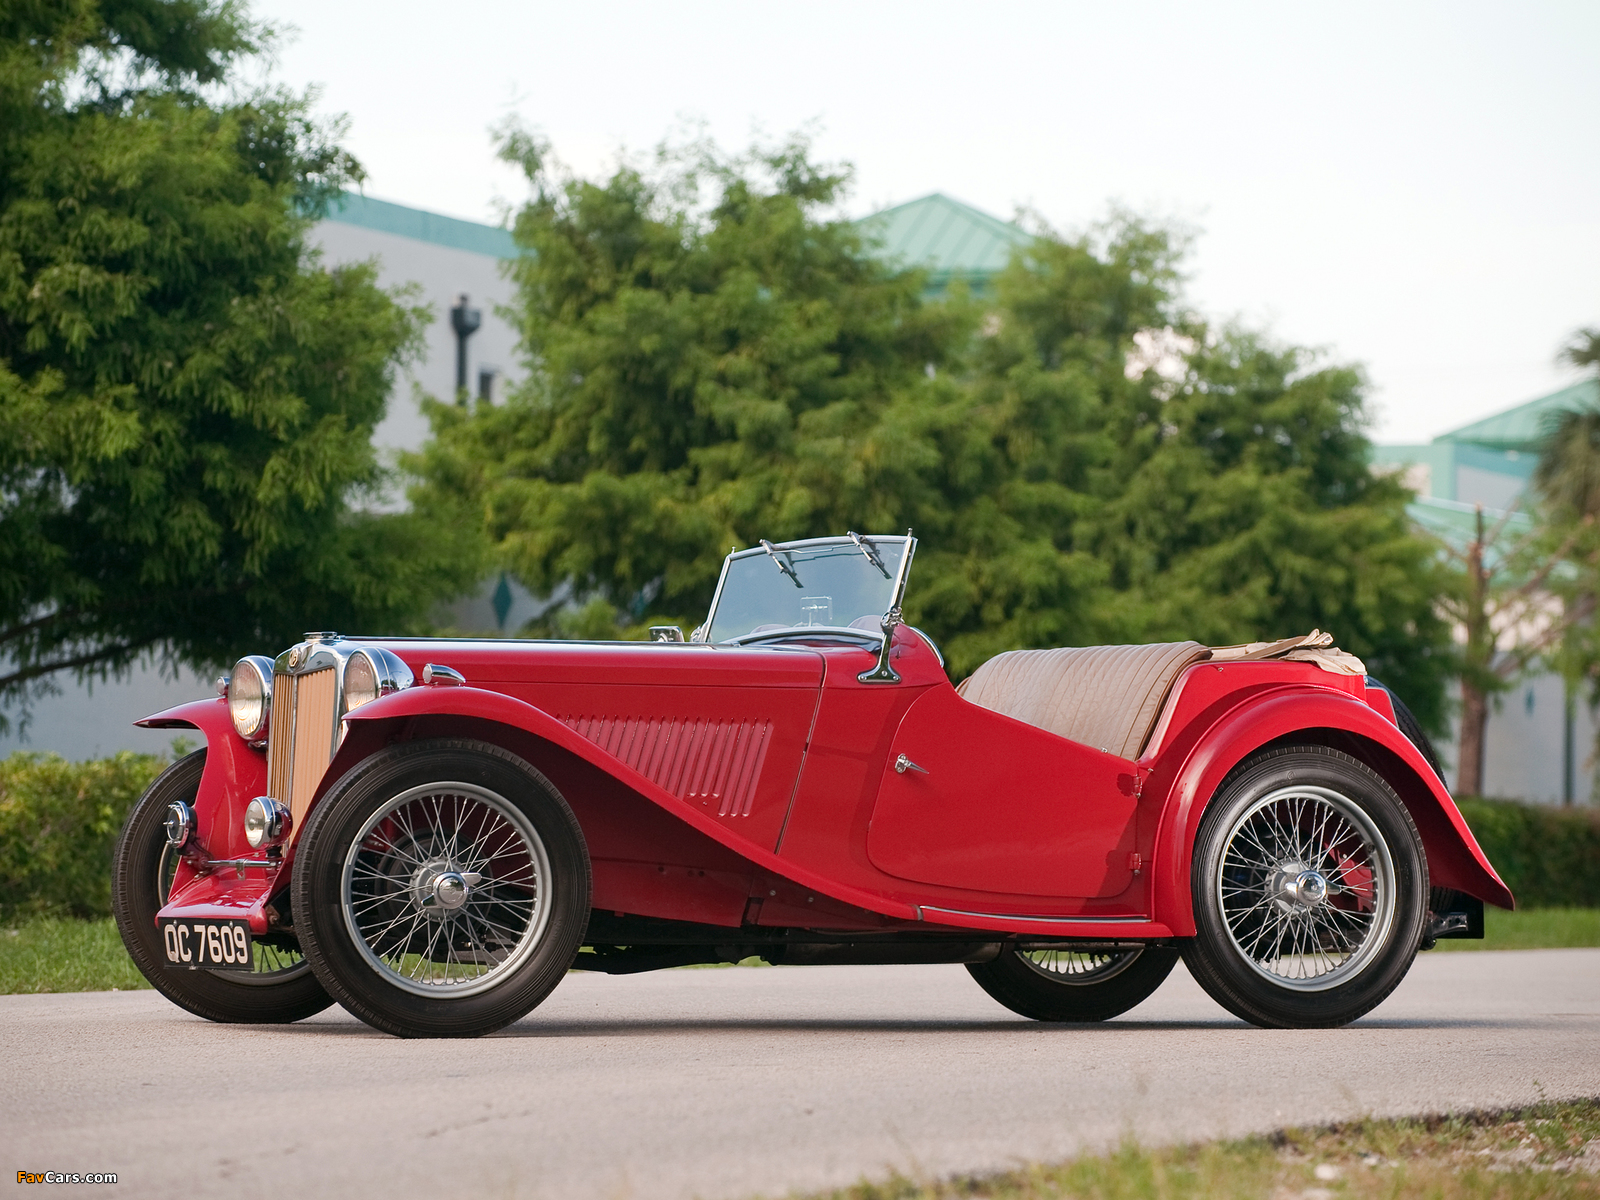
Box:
159, 919, 253, 971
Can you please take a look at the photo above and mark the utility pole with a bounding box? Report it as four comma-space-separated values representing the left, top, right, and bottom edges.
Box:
449, 294, 481, 403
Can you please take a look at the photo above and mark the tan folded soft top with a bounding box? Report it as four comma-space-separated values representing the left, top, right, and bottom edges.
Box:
957, 631, 1365, 760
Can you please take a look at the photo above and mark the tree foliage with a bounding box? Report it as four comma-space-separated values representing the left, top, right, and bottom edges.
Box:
411, 131, 1452, 727
1531, 337, 1600, 778
0, 1, 482, 728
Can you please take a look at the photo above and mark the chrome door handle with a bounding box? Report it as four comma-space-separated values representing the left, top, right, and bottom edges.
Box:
894, 753, 928, 775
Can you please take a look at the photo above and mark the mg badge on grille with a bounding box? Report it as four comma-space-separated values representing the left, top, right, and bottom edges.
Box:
288, 646, 302, 667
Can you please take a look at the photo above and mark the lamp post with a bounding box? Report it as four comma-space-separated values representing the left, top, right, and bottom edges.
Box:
449, 293, 481, 403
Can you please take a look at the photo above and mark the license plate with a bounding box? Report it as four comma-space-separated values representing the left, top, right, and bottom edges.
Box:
159, 918, 253, 971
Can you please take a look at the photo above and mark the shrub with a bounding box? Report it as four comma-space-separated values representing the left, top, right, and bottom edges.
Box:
1457, 798, 1600, 909
0, 750, 170, 919
0, 747, 1595, 920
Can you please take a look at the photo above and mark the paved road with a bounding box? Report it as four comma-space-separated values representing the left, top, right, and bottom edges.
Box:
4, 950, 1598, 1200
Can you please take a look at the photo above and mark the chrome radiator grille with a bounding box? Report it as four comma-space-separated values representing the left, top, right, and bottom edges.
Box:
266, 667, 338, 834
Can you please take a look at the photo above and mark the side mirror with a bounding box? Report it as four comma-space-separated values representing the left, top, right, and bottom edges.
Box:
649, 626, 685, 643
858, 530, 916, 685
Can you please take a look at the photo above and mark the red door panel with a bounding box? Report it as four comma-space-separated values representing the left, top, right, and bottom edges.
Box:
866, 687, 1138, 899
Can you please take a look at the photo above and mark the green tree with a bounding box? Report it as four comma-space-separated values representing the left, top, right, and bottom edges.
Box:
410, 130, 966, 629
0, 1, 482, 729
1529, 328, 1600, 796
1433, 503, 1591, 796
1558, 326, 1600, 375
414, 131, 1452, 727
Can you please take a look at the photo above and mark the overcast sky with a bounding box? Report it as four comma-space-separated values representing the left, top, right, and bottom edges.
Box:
250, 0, 1598, 444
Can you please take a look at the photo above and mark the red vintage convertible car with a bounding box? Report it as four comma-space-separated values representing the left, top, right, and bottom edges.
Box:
113, 533, 1510, 1038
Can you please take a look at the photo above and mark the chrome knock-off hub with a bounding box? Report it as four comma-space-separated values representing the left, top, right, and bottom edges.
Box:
432, 871, 468, 911
1267, 861, 1330, 912
410, 860, 481, 918
1289, 869, 1328, 905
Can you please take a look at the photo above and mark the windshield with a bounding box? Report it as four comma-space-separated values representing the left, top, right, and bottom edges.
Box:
701, 535, 913, 643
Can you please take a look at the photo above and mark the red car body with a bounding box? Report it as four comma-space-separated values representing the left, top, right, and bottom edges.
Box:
117, 533, 1509, 1036
142, 630, 1508, 945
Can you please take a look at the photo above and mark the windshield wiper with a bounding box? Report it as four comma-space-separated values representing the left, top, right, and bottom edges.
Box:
847, 530, 890, 579
759, 539, 804, 589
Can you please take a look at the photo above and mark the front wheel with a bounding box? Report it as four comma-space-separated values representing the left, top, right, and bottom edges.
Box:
1181, 745, 1427, 1029
292, 739, 591, 1038
112, 751, 333, 1024
968, 944, 1178, 1021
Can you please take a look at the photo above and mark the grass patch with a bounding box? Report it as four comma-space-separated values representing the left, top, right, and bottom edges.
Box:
1436, 907, 1600, 952
0, 917, 149, 995
790, 1100, 1600, 1200
3, 909, 1595, 996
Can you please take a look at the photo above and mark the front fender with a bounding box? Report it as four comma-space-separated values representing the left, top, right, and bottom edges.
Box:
1150, 689, 1513, 935
135, 698, 267, 864
328, 684, 921, 923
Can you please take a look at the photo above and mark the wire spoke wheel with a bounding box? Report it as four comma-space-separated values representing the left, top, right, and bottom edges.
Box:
1217, 784, 1396, 992
1183, 746, 1426, 1029
111, 750, 332, 1024
968, 942, 1177, 1021
1016, 946, 1145, 986
296, 740, 589, 1037
341, 781, 553, 998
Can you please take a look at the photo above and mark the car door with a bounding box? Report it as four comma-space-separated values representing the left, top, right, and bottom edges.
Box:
865, 685, 1138, 899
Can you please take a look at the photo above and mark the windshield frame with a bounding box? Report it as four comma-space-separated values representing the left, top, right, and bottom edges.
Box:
695, 534, 916, 645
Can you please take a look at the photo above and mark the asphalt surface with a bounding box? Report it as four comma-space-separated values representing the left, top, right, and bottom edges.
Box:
4, 950, 1599, 1200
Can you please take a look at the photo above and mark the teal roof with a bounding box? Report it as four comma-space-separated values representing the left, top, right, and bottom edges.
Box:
324, 193, 519, 259
319, 190, 1032, 289
1372, 379, 1596, 502
856, 193, 1032, 290
1436, 379, 1600, 452
1407, 495, 1533, 568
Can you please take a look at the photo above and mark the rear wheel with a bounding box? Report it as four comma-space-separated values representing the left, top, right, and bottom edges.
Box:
1181, 745, 1427, 1029
293, 740, 591, 1038
112, 751, 332, 1023
968, 944, 1178, 1021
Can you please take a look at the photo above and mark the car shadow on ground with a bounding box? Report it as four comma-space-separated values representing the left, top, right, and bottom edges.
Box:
256, 1012, 1550, 1039
494, 1014, 1546, 1037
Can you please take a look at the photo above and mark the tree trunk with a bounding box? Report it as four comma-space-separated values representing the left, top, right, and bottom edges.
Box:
1457, 503, 1491, 797
1457, 679, 1487, 796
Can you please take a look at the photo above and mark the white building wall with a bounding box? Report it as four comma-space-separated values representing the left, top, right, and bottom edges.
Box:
305, 221, 521, 464
1430, 674, 1600, 804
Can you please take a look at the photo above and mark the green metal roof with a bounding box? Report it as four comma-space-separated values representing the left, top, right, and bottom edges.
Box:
1435, 379, 1600, 452
319, 190, 1032, 291
323, 193, 519, 259
1407, 495, 1533, 567
855, 193, 1032, 290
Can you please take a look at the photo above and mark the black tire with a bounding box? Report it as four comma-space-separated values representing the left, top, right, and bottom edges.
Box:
112, 750, 333, 1024
1181, 745, 1428, 1029
292, 739, 591, 1038
968, 945, 1178, 1021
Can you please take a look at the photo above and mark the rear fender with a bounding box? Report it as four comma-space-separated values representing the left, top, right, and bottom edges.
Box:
1150, 689, 1513, 936
325, 685, 920, 923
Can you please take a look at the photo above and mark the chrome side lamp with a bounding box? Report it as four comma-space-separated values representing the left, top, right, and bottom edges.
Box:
858, 529, 915, 685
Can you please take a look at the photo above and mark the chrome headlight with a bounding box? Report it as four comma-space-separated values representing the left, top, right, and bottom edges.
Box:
340, 646, 413, 714
164, 801, 194, 848
243, 797, 290, 849
343, 650, 380, 713
227, 656, 276, 743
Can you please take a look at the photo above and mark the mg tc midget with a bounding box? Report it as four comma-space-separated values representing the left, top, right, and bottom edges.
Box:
112, 532, 1510, 1038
